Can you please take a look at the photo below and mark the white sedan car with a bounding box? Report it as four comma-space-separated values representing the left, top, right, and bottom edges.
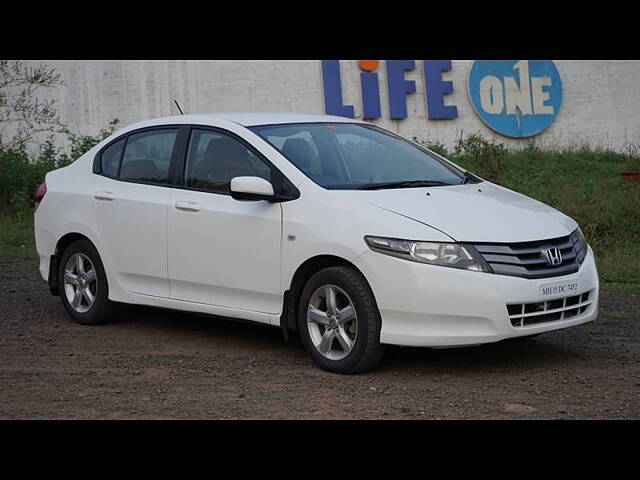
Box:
34, 112, 599, 373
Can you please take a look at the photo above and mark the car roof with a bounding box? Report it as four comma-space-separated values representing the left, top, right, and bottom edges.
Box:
127, 112, 367, 129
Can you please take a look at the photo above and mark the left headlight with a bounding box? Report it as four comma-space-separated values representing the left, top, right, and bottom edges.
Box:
364, 236, 492, 273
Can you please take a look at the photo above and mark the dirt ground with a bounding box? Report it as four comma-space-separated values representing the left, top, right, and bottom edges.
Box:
1, 263, 638, 419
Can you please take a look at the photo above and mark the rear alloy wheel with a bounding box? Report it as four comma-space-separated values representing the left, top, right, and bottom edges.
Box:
298, 266, 385, 374
63, 253, 97, 314
58, 239, 114, 325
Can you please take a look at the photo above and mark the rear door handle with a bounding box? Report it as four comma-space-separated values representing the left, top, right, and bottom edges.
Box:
93, 191, 116, 201
174, 200, 201, 212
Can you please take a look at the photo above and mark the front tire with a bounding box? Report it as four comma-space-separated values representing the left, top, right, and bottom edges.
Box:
58, 239, 114, 325
297, 266, 385, 374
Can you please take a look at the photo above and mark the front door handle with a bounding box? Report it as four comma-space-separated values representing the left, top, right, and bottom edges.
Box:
174, 200, 201, 212
93, 191, 116, 201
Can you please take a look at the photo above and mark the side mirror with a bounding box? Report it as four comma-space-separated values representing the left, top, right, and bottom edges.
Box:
230, 176, 275, 201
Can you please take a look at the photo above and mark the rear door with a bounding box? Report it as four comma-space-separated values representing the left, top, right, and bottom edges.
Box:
167, 127, 283, 314
92, 126, 185, 297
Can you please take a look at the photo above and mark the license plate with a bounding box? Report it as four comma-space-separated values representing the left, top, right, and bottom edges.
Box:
538, 280, 579, 297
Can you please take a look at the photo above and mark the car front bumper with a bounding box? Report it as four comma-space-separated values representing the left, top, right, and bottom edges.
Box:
354, 246, 599, 347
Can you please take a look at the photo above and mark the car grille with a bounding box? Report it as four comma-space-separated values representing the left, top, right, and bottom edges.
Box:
507, 291, 593, 328
471, 231, 586, 279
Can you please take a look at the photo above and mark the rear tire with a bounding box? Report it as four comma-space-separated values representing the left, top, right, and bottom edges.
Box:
297, 266, 385, 374
58, 239, 114, 325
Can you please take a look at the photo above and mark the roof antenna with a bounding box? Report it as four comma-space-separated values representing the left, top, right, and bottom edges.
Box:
174, 99, 184, 115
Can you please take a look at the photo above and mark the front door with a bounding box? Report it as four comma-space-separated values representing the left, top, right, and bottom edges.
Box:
167, 128, 282, 314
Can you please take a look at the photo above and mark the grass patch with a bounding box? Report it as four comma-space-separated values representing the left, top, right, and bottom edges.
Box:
0, 211, 37, 265
604, 310, 631, 320
600, 310, 632, 325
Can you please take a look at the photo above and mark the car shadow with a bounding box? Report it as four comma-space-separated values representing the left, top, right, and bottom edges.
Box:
377, 334, 589, 373
105, 303, 590, 373
109, 303, 288, 350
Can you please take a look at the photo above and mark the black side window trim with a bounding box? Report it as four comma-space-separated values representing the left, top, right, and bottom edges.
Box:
93, 123, 299, 201
92, 124, 187, 187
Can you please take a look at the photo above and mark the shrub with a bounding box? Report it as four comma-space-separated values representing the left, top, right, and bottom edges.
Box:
0, 119, 119, 212
412, 137, 449, 157
622, 143, 640, 171
452, 133, 505, 183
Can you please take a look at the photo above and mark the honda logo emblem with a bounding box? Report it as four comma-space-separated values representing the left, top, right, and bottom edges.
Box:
543, 247, 563, 266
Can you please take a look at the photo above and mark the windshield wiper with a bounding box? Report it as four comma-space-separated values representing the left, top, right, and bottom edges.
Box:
357, 180, 454, 190
461, 172, 482, 184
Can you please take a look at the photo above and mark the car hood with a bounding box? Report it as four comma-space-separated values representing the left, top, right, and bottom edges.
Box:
334, 182, 577, 243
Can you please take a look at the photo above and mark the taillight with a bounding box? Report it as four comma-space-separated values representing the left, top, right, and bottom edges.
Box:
35, 182, 47, 208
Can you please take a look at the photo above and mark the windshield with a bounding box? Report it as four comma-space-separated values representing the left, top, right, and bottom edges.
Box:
249, 123, 465, 190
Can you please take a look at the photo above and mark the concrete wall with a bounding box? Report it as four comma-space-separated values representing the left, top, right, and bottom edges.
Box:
24, 60, 640, 151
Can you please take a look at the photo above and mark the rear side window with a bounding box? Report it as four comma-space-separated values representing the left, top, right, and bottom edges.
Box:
119, 129, 178, 184
100, 138, 125, 177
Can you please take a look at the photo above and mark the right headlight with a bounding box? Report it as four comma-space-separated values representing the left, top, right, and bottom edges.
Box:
364, 236, 492, 273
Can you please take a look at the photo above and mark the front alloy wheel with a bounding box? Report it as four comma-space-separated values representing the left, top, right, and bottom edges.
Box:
298, 266, 385, 374
307, 285, 358, 361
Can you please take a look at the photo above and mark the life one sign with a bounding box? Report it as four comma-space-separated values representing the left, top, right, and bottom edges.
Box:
321, 60, 562, 138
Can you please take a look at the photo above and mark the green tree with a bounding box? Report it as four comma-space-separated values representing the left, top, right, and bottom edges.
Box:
0, 60, 65, 148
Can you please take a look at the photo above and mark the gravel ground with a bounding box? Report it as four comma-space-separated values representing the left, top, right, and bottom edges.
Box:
1, 263, 638, 419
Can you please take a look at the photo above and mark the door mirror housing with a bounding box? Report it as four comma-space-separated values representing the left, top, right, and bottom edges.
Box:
230, 176, 275, 201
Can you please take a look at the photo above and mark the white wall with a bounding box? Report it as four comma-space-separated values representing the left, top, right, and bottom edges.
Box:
25, 60, 640, 151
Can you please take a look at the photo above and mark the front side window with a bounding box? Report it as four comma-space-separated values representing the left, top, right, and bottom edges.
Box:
184, 129, 272, 194
119, 129, 177, 184
250, 123, 464, 190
